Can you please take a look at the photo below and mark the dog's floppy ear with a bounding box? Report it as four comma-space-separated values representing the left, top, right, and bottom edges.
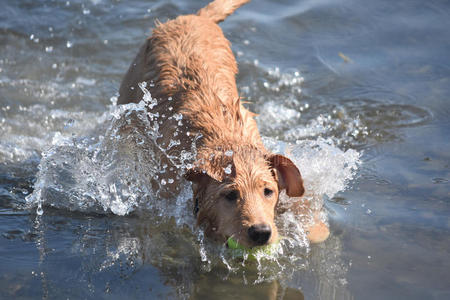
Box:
268, 154, 304, 197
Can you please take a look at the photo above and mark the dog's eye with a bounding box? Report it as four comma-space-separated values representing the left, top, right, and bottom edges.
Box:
264, 188, 274, 197
224, 190, 239, 202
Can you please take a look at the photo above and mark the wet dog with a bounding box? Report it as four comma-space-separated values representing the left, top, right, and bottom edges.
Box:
118, 0, 329, 247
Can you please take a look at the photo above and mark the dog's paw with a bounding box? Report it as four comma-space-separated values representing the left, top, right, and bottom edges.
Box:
306, 221, 330, 244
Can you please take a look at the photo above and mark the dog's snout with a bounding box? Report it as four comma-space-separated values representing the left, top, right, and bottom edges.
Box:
248, 223, 272, 245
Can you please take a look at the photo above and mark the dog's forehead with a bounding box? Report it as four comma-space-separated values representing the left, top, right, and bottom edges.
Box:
231, 148, 267, 171
195, 144, 276, 185
229, 148, 276, 186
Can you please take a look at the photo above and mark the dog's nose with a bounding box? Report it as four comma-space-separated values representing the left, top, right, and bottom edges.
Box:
248, 224, 272, 245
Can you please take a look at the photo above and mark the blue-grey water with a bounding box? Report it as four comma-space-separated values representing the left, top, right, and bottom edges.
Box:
1, 0, 449, 299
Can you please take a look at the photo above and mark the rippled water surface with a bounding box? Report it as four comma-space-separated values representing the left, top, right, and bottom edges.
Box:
1, 0, 449, 299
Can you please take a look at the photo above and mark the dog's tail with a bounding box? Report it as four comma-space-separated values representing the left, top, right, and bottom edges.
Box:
197, 0, 250, 23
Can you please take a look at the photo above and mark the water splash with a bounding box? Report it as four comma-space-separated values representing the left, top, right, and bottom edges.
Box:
25, 85, 197, 220
238, 63, 431, 150
23, 73, 361, 285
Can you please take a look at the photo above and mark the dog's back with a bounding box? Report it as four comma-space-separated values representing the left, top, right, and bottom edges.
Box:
118, 0, 250, 106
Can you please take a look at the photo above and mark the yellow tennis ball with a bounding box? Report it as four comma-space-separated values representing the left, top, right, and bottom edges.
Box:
226, 237, 280, 260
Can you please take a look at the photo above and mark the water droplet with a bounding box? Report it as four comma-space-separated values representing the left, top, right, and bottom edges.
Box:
45, 46, 53, 53
66, 41, 73, 48
18, 188, 29, 195
36, 204, 43, 216
109, 96, 118, 105
161, 179, 167, 186
224, 150, 233, 157
64, 119, 75, 129
224, 164, 232, 175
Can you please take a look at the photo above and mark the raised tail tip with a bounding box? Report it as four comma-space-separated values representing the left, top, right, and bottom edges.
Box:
197, 0, 250, 23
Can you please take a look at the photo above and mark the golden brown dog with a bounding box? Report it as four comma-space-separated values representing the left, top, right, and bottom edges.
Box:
118, 0, 329, 247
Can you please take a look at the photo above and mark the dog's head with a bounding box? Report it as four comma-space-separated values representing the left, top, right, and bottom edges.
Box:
185, 146, 304, 248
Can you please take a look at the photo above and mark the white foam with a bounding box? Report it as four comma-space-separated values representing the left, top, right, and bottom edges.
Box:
257, 101, 301, 132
